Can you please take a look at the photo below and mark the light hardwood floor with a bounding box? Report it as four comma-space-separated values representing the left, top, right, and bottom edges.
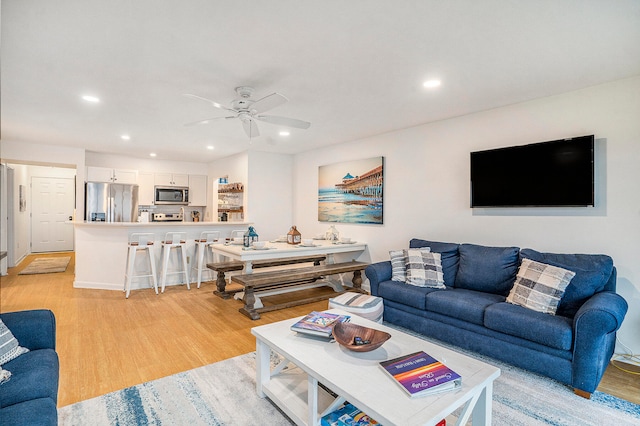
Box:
1, 252, 638, 408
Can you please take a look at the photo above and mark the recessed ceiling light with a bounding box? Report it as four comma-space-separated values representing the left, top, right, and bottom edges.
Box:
120, 134, 131, 141
81, 95, 100, 103
149, 153, 157, 157
423, 79, 441, 89
279, 131, 290, 136
207, 145, 214, 150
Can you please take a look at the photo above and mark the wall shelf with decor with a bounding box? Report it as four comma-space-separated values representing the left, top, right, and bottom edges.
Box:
218, 182, 244, 221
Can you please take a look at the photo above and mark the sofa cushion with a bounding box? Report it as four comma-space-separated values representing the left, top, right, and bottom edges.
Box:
0, 349, 59, 408
506, 259, 575, 315
454, 243, 520, 296
426, 288, 505, 326
0, 319, 29, 366
0, 397, 58, 426
378, 280, 441, 310
409, 239, 459, 286
404, 249, 445, 288
484, 302, 574, 351
521, 249, 614, 317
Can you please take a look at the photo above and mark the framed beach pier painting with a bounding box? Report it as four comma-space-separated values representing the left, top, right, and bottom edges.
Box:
318, 156, 384, 224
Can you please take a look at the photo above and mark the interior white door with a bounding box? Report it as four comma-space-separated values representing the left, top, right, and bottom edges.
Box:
31, 177, 75, 252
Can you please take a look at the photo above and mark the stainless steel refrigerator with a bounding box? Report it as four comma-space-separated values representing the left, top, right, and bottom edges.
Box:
85, 182, 139, 222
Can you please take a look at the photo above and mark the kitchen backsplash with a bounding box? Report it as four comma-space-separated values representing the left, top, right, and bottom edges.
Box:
138, 205, 204, 222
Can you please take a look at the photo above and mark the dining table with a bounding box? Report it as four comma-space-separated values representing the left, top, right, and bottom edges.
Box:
210, 238, 367, 274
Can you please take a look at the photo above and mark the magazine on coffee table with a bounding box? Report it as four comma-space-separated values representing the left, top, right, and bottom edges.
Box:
379, 351, 461, 397
290, 311, 351, 339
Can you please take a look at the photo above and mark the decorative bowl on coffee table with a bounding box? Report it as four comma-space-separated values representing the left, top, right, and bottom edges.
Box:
333, 322, 391, 352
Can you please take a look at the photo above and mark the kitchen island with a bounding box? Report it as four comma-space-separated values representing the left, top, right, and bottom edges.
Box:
73, 221, 254, 291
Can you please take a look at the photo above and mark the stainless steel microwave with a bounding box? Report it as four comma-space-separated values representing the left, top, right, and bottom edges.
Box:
154, 186, 189, 205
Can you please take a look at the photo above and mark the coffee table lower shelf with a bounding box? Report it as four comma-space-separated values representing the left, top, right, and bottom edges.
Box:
261, 367, 338, 425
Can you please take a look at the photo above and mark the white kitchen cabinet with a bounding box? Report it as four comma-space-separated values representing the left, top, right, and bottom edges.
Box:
154, 173, 188, 187
87, 167, 137, 184
137, 172, 155, 205
188, 175, 207, 206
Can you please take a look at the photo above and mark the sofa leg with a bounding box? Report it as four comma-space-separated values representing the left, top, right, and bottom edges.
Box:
574, 388, 592, 399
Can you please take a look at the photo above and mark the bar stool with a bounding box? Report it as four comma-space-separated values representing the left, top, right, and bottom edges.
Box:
192, 231, 221, 288
159, 231, 190, 293
124, 233, 158, 298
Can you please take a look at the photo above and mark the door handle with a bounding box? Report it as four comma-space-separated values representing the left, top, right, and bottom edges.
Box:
68, 216, 73, 221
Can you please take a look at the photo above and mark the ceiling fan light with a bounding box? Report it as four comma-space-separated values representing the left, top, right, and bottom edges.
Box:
423, 79, 441, 89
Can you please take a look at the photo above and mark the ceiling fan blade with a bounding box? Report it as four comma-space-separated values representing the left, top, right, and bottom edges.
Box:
184, 116, 235, 126
254, 115, 311, 129
184, 93, 238, 112
242, 118, 260, 139
250, 92, 288, 114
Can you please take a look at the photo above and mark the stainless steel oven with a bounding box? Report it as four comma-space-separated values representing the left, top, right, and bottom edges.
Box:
154, 186, 189, 205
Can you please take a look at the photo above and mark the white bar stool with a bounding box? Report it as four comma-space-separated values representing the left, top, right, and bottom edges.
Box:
192, 231, 221, 288
124, 233, 158, 298
159, 231, 190, 293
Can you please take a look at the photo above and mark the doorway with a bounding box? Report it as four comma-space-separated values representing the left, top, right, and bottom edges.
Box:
31, 177, 75, 252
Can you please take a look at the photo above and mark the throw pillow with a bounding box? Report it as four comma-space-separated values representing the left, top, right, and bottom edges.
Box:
403, 249, 445, 288
409, 239, 460, 286
506, 259, 576, 315
0, 319, 29, 366
389, 247, 430, 282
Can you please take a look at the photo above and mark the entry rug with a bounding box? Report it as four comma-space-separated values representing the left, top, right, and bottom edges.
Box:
18, 256, 70, 274
59, 352, 640, 425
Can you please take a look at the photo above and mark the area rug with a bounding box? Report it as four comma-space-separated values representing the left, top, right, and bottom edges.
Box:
18, 257, 70, 274
58, 351, 640, 426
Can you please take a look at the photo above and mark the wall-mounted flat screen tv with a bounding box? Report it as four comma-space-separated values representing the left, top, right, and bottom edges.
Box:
470, 135, 594, 207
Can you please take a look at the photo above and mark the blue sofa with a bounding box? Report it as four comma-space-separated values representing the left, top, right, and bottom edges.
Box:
0, 309, 59, 426
365, 239, 628, 398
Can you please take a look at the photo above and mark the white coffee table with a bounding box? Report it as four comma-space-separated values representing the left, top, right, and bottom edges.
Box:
252, 309, 500, 426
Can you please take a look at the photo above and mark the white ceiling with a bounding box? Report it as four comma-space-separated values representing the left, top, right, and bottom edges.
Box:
2, 1, 640, 163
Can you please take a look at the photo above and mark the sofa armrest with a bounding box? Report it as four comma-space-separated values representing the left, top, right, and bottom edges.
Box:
572, 291, 628, 393
0, 309, 56, 351
365, 261, 392, 296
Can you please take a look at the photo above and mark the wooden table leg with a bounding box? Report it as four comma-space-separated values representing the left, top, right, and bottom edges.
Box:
239, 285, 261, 320
352, 269, 363, 290
213, 271, 232, 299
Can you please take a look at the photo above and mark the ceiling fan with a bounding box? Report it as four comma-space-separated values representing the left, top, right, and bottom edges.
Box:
184, 86, 311, 139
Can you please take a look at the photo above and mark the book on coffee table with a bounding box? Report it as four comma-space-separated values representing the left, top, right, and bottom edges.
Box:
379, 351, 461, 397
290, 311, 351, 339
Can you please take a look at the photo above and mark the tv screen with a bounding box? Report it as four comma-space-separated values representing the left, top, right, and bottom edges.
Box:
470, 135, 594, 207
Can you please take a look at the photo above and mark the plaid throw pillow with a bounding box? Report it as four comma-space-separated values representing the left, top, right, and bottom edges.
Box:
403, 249, 445, 288
0, 319, 29, 366
389, 247, 430, 282
506, 258, 576, 315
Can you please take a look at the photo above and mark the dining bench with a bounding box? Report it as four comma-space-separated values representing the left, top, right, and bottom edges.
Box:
230, 260, 369, 320
207, 254, 327, 299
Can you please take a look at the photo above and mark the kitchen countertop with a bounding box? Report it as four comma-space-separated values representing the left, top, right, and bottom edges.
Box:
71, 221, 253, 227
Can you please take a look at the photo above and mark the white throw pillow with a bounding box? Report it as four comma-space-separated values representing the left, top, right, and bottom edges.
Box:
506, 258, 575, 315
390, 247, 430, 282
403, 249, 445, 288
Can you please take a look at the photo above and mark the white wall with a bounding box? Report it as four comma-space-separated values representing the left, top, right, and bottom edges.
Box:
292, 76, 640, 355
247, 151, 294, 241
0, 140, 86, 219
